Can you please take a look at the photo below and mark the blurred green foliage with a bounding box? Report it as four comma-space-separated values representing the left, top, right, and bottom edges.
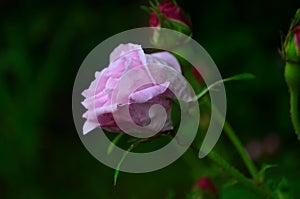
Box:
1, 0, 300, 198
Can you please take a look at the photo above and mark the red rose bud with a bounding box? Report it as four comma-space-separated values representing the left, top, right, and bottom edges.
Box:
283, 9, 300, 140
149, 0, 192, 36
283, 9, 300, 62
189, 177, 218, 199
149, 12, 160, 27
157, 0, 191, 27
197, 177, 218, 195
283, 17, 300, 91
294, 25, 300, 53
284, 25, 300, 62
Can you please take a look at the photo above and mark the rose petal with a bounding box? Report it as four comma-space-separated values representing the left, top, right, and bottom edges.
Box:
109, 43, 143, 63
105, 77, 119, 90
83, 120, 99, 135
129, 82, 170, 103
82, 92, 108, 109
151, 52, 181, 73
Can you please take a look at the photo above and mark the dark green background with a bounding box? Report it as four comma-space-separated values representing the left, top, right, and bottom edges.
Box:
1, 0, 300, 198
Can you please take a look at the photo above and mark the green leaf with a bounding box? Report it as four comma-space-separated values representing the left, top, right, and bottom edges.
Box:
275, 178, 294, 199
168, 20, 192, 36
114, 150, 129, 186
149, 0, 158, 9
165, 191, 176, 199
221, 185, 260, 199
140, 5, 151, 13
170, 99, 181, 132
185, 190, 202, 199
114, 142, 136, 186
194, 73, 255, 101
107, 133, 123, 155
223, 179, 238, 189
171, 0, 178, 6
258, 164, 277, 182
222, 73, 255, 82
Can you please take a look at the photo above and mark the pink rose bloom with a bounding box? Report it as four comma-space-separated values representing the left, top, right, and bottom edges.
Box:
81, 43, 181, 135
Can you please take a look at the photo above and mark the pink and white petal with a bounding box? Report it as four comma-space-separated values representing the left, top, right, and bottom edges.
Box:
150, 52, 181, 73
105, 77, 119, 90
82, 88, 93, 98
107, 59, 127, 76
82, 110, 98, 122
95, 69, 111, 93
83, 120, 99, 135
82, 79, 98, 98
91, 69, 108, 90
82, 68, 110, 98
109, 43, 143, 63
129, 82, 170, 103
83, 111, 88, 119
114, 102, 173, 134
82, 93, 108, 109
94, 104, 118, 115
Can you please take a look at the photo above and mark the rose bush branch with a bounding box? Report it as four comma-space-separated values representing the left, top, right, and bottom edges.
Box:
193, 72, 260, 180
170, 133, 275, 198
206, 150, 276, 199
147, 0, 260, 183
174, 43, 260, 181
223, 121, 259, 180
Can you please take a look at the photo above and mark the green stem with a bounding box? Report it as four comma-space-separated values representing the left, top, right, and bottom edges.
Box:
223, 121, 259, 180
207, 151, 276, 199
290, 91, 300, 140
113, 132, 166, 186
194, 74, 259, 180
190, 144, 275, 199
285, 62, 300, 140
207, 102, 259, 181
